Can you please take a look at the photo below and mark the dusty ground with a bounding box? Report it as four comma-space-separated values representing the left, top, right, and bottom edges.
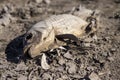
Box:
0, 0, 120, 80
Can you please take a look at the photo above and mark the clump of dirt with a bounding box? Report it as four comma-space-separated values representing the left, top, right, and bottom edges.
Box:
0, 0, 120, 80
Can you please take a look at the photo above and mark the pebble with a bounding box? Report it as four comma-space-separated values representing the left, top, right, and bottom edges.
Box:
86, 66, 94, 71
56, 78, 63, 80
89, 72, 101, 80
58, 57, 65, 65
93, 35, 98, 40
84, 43, 91, 47
43, 0, 51, 4
55, 66, 64, 72
32, 76, 38, 80
84, 38, 93, 42
0, 13, 13, 26
110, 48, 116, 52
42, 73, 52, 80
61, 75, 69, 79
18, 75, 27, 80
15, 62, 28, 71
34, 0, 43, 3
67, 62, 77, 74
107, 57, 114, 61
72, 74, 81, 79
63, 51, 73, 60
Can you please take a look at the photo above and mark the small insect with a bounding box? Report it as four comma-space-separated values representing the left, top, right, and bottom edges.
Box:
23, 6, 99, 58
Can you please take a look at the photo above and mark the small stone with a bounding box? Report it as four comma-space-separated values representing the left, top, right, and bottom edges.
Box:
62, 75, 68, 79
72, 74, 81, 78
84, 43, 90, 47
58, 57, 65, 65
15, 62, 28, 71
34, 0, 43, 3
107, 57, 114, 61
42, 73, 52, 80
55, 66, 64, 72
102, 52, 108, 57
93, 35, 98, 40
89, 72, 101, 80
18, 75, 27, 80
32, 76, 37, 80
84, 38, 93, 42
64, 51, 73, 60
43, 0, 51, 4
56, 78, 63, 80
67, 62, 77, 74
0, 14, 11, 26
98, 72, 106, 76
110, 48, 116, 52
86, 66, 94, 71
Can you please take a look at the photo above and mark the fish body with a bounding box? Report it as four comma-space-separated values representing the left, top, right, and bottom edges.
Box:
23, 7, 98, 58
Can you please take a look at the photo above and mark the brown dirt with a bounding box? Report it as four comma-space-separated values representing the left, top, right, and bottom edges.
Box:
0, 0, 120, 80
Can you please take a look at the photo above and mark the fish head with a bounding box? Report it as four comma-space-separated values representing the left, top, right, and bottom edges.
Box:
23, 29, 43, 58
23, 28, 55, 58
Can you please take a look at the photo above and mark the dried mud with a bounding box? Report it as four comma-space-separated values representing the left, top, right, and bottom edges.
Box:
0, 0, 120, 80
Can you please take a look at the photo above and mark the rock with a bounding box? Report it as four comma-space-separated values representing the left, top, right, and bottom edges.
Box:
34, 0, 43, 3
89, 72, 101, 80
55, 66, 64, 72
86, 66, 94, 71
56, 78, 63, 80
0, 12, 14, 27
58, 57, 65, 65
61, 75, 68, 79
84, 43, 91, 47
93, 35, 98, 40
43, 0, 51, 4
15, 62, 28, 71
114, 11, 120, 19
32, 76, 37, 80
84, 38, 93, 42
67, 62, 77, 74
72, 74, 81, 79
63, 51, 73, 60
42, 73, 52, 80
110, 48, 116, 52
0, 14, 11, 26
18, 75, 27, 80
68, 65, 76, 74
107, 57, 114, 61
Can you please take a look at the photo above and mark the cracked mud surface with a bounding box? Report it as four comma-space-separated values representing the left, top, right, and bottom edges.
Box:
0, 0, 120, 80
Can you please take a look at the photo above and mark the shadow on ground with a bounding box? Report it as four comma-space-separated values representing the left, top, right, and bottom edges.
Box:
5, 34, 30, 63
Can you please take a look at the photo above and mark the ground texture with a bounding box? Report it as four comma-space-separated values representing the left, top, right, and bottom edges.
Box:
0, 0, 120, 80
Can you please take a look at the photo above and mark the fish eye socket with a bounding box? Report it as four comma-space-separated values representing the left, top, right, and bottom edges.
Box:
26, 33, 33, 40
76, 8, 79, 11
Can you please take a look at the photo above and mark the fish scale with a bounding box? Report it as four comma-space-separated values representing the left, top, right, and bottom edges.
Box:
45, 14, 88, 35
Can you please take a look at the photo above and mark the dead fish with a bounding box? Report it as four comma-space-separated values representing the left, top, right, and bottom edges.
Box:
23, 7, 99, 58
